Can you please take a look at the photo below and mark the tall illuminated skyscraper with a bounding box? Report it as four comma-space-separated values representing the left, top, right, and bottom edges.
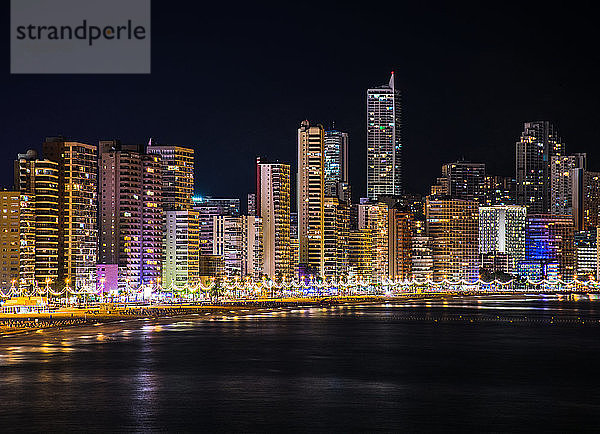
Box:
323, 197, 349, 277
257, 158, 291, 277
297, 121, 325, 276
426, 197, 479, 282
516, 121, 564, 213
357, 201, 389, 282
367, 72, 402, 201
193, 197, 240, 255
434, 161, 486, 201
550, 153, 586, 216
388, 208, 413, 280
42, 137, 98, 290
479, 205, 526, 272
525, 214, 575, 279
163, 210, 200, 287
98, 141, 163, 286
0, 191, 20, 291
324, 129, 349, 201
146, 143, 194, 211
14, 150, 59, 289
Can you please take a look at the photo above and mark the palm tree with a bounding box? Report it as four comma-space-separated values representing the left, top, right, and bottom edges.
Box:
209, 277, 225, 303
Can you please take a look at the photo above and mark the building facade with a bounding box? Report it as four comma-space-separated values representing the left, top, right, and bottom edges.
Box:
550, 153, 586, 216
258, 160, 291, 278
297, 121, 325, 276
438, 161, 486, 201
163, 210, 200, 287
516, 121, 564, 213
98, 141, 163, 286
426, 197, 479, 282
42, 137, 98, 290
357, 202, 389, 282
0, 191, 20, 290
193, 197, 240, 256
367, 72, 402, 200
324, 129, 349, 200
479, 205, 526, 273
524, 214, 575, 280
146, 144, 194, 211
14, 151, 59, 289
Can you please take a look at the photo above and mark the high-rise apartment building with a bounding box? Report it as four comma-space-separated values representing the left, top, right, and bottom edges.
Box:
98, 141, 163, 286
257, 159, 291, 277
14, 150, 59, 288
242, 216, 263, 279
550, 153, 586, 216
163, 210, 200, 287
411, 221, 433, 281
42, 137, 98, 290
388, 209, 413, 280
516, 121, 565, 213
572, 169, 600, 231
323, 197, 349, 277
525, 214, 575, 280
193, 197, 240, 255
348, 229, 373, 281
480, 175, 516, 206
426, 197, 479, 282
436, 161, 486, 201
324, 129, 349, 200
357, 202, 389, 281
213, 216, 244, 277
147, 144, 194, 211
213, 215, 263, 278
297, 121, 325, 276
0, 191, 20, 290
479, 206, 526, 272
367, 72, 402, 200
574, 230, 597, 280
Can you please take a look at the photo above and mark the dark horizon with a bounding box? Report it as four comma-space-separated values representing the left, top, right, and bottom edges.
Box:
2, 1, 599, 201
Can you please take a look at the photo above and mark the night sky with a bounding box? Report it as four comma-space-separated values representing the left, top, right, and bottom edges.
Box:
1, 1, 599, 206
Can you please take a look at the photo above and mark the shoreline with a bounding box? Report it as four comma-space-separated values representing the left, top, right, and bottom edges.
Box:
0, 291, 570, 337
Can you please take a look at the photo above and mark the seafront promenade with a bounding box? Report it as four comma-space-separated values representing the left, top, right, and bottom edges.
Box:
0, 294, 439, 335
0, 290, 593, 336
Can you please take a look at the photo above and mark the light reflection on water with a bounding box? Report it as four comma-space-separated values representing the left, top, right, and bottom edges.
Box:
1, 295, 600, 431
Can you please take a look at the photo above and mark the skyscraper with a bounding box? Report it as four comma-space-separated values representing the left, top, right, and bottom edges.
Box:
348, 229, 373, 281
42, 137, 98, 290
258, 159, 291, 277
14, 150, 59, 289
435, 161, 486, 201
550, 153, 586, 216
516, 121, 565, 213
480, 175, 516, 206
297, 121, 325, 276
98, 141, 163, 286
388, 209, 413, 280
571, 169, 600, 231
324, 129, 349, 200
0, 191, 20, 291
323, 197, 349, 277
163, 210, 200, 287
426, 197, 479, 282
367, 72, 402, 201
525, 214, 575, 280
357, 202, 389, 282
146, 144, 194, 211
193, 197, 240, 255
479, 205, 526, 273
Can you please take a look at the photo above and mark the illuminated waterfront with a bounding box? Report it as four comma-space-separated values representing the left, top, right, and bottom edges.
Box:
1, 294, 600, 431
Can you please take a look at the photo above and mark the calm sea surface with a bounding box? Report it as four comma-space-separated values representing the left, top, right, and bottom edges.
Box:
2, 295, 600, 432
